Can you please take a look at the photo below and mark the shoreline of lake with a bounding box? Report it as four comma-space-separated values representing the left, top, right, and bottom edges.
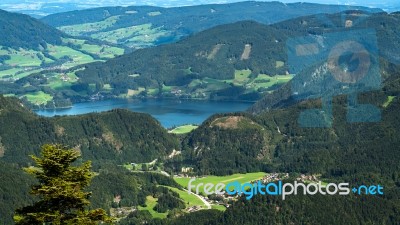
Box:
35, 99, 253, 128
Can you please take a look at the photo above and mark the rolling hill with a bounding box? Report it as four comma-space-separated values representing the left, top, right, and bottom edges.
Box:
41, 1, 382, 49
0, 9, 125, 107
70, 20, 293, 102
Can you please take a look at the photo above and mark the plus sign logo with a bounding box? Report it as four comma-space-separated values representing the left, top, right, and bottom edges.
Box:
286, 12, 381, 127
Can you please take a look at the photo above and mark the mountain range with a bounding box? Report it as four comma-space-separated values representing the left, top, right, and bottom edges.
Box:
58, 11, 400, 104
0, 1, 386, 17
41, 1, 382, 48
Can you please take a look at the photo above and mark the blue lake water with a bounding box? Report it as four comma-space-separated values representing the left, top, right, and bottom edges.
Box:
35, 99, 253, 128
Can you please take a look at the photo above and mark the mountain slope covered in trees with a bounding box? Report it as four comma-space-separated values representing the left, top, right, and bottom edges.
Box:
57, 12, 399, 103
41, 1, 382, 48
0, 96, 178, 165
248, 11, 400, 113
0, 10, 65, 50
0, 95, 182, 224
0, 10, 125, 107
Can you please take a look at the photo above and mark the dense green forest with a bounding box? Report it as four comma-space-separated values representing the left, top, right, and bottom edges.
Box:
0, 96, 183, 224
0, 96, 178, 166
121, 191, 399, 224
0, 10, 64, 50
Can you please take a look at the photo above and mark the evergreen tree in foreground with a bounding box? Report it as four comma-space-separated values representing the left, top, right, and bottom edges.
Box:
14, 144, 113, 225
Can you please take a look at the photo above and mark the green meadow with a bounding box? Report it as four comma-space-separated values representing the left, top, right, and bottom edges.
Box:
165, 186, 207, 209
58, 16, 121, 36
138, 196, 168, 219
174, 172, 266, 190
23, 91, 53, 105
383, 96, 395, 108
169, 125, 198, 134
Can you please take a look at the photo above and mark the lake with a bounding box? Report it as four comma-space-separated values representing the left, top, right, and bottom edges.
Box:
35, 99, 253, 128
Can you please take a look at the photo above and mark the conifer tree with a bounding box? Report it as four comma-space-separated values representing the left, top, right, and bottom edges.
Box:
14, 144, 113, 224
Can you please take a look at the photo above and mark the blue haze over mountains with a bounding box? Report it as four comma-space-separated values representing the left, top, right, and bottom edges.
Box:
0, 0, 398, 17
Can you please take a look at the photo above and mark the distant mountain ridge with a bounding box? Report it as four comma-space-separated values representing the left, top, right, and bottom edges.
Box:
41, 1, 383, 48
62, 11, 399, 104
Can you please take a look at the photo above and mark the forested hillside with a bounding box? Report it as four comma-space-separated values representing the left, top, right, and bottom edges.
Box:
60, 12, 399, 104
0, 10, 65, 50
0, 96, 178, 165
72, 20, 292, 101
248, 11, 400, 113
0, 95, 182, 224
41, 1, 382, 48
0, 10, 125, 108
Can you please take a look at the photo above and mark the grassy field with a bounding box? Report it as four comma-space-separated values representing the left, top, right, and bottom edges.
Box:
59, 16, 121, 36
0, 68, 24, 79
211, 204, 226, 211
23, 91, 53, 105
148, 11, 162, 16
123, 159, 158, 171
169, 125, 198, 134
0, 40, 123, 83
275, 60, 285, 68
62, 38, 124, 59
165, 186, 207, 209
203, 78, 231, 91
138, 196, 168, 219
233, 69, 252, 85
92, 24, 148, 44
14, 69, 43, 80
147, 88, 159, 95
383, 96, 395, 108
90, 23, 170, 48
174, 172, 266, 191
5, 49, 43, 67
250, 74, 292, 90
199, 71, 291, 94
47, 45, 94, 67
45, 72, 79, 90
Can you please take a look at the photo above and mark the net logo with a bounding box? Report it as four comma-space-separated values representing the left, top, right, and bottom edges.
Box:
187, 179, 384, 200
